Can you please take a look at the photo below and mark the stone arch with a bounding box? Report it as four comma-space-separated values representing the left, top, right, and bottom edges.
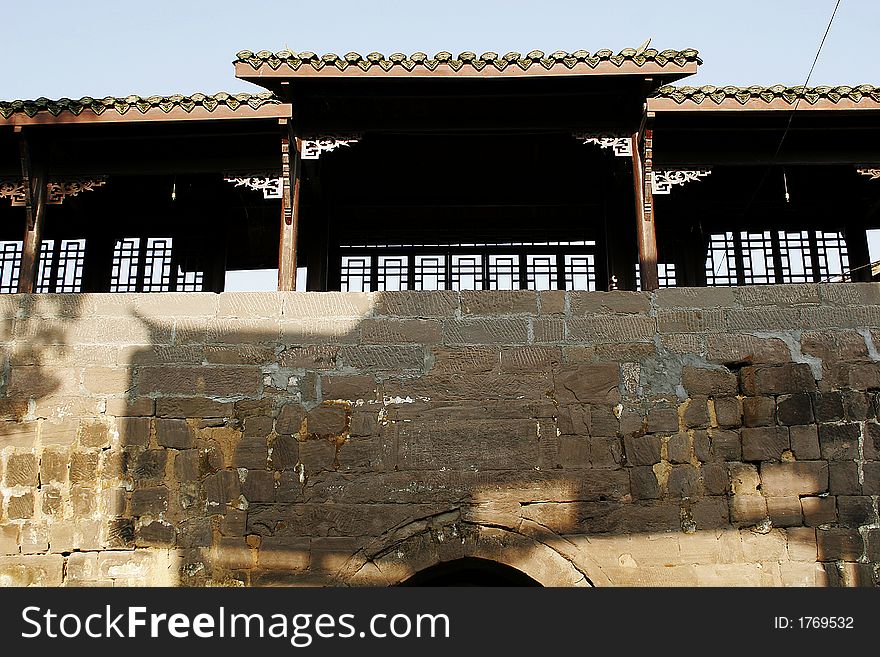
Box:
335, 511, 606, 587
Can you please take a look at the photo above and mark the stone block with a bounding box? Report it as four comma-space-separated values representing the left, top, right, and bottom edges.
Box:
130, 486, 168, 517
5, 453, 38, 487
461, 290, 537, 315
0, 555, 64, 586
105, 397, 154, 417
117, 417, 151, 447
667, 464, 702, 498
776, 393, 814, 425
565, 315, 655, 344
829, 462, 861, 495
655, 287, 737, 309
646, 407, 678, 433
837, 496, 875, 528
766, 497, 802, 527
623, 435, 661, 466
360, 318, 442, 344
136, 521, 176, 547
742, 397, 775, 427
307, 405, 347, 436
374, 291, 456, 317
500, 346, 562, 372
817, 529, 863, 562
39, 448, 68, 483
713, 397, 742, 428
135, 449, 168, 480
630, 466, 661, 500
684, 397, 710, 429
702, 463, 729, 495
8, 493, 34, 519
337, 345, 425, 371
741, 426, 789, 462
156, 418, 193, 449
554, 364, 620, 404
740, 363, 817, 396
234, 437, 269, 469
681, 366, 738, 397
789, 425, 820, 460
666, 432, 691, 464
760, 462, 828, 497
569, 291, 650, 315
708, 429, 741, 461
69, 451, 99, 483
818, 423, 860, 460
801, 496, 837, 527
242, 470, 275, 502
138, 366, 262, 398
156, 397, 232, 418
443, 317, 529, 345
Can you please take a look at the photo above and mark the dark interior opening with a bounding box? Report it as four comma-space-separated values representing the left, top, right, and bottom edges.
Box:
398, 557, 542, 587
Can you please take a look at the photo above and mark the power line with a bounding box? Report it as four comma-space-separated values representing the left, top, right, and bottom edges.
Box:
739, 0, 843, 215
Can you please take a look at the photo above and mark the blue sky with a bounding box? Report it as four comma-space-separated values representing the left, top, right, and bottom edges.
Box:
3, 1, 877, 100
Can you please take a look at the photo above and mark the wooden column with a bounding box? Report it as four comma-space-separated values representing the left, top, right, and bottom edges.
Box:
16, 128, 47, 294
844, 221, 872, 282
278, 119, 302, 291
631, 129, 658, 291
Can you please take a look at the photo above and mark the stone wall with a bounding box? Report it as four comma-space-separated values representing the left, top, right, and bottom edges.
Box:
1, 285, 879, 587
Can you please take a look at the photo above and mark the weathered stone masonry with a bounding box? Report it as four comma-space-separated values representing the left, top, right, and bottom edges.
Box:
1, 285, 879, 586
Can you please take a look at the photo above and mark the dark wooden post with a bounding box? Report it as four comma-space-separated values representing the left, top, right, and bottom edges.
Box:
631, 128, 659, 291
16, 128, 47, 294
278, 119, 301, 291
844, 222, 872, 282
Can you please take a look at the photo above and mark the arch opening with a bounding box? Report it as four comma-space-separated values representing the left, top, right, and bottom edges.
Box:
398, 557, 543, 587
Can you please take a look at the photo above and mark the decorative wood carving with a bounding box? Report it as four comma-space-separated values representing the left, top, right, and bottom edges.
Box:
651, 169, 711, 194
300, 137, 360, 159
0, 179, 27, 205
573, 132, 632, 157
223, 173, 283, 199
857, 167, 880, 180
0, 177, 107, 206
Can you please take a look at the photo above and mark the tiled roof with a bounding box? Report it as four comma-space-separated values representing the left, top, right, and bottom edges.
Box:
653, 84, 880, 106
234, 48, 701, 73
0, 92, 281, 119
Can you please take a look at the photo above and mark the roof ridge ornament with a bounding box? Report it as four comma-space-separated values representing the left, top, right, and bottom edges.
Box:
573, 132, 632, 157
651, 169, 711, 194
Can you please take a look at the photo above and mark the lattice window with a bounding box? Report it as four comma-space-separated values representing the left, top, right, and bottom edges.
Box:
777, 231, 813, 283
488, 255, 518, 290
142, 238, 173, 292
564, 254, 597, 291
176, 266, 205, 292
814, 231, 849, 282
635, 263, 677, 290
0, 241, 22, 294
110, 238, 141, 292
705, 232, 738, 286
706, 230, 851, 285
341, 256, 372, 292
450, 255, 483, 290
740, 231, 775, 284
36, 239, 87, 293
414, 255, 445, 291
376, 255, 408, 291
525, 254, 557, 291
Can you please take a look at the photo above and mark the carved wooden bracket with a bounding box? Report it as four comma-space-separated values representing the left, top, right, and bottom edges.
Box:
223, 172, 284, 199
0, 177, 107, 206
857, 167, 880, 180
651, 169, 711, 194
300, 136, 360, 160
573, 132, 632, 157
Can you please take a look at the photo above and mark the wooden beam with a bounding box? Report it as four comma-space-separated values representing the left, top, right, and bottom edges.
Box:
631, 129, 658, 291
277, 120, 301, 290
16, 128, 46, 293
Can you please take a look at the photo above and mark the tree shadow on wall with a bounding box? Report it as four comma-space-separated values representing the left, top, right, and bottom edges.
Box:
2, 288, 876, 587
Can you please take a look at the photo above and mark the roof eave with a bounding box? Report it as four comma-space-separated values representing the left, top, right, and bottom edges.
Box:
0, 103, 292, 127
648, 97, 880, 112
235, 60, 699, 81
